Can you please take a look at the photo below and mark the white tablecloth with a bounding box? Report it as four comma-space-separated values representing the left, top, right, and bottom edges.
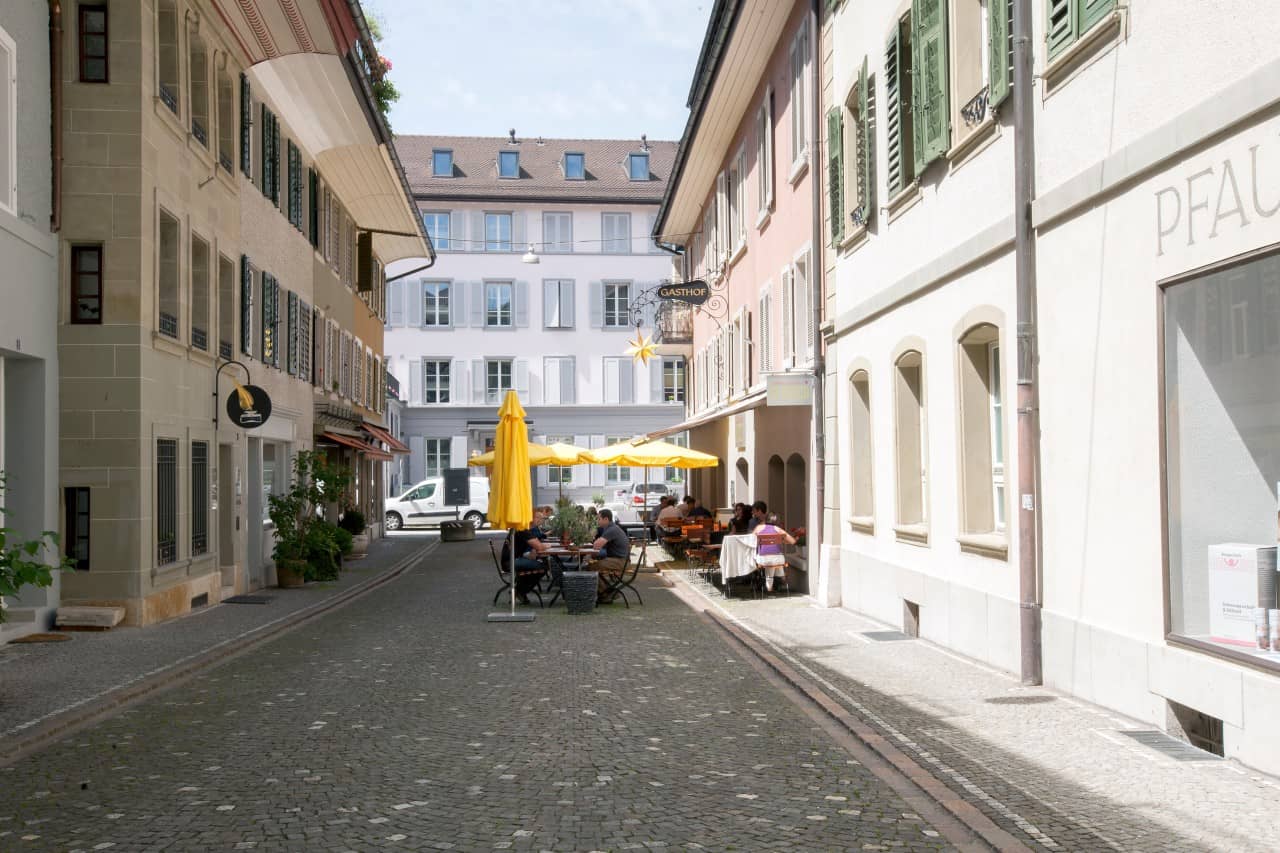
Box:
718, 534, 757, 581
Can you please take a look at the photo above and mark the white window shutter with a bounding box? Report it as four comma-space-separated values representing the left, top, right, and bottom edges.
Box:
543, 280, 557, 327
589, 434, 606, 487
407, 280, 424, 327
515, 359, 529, 401
515, 280, 529, 327
449, 436, 468, 469
471, 282, 485, 326
450, 211, 465, 251
619, 360, 634, 404
471, 211, 485, 249
562, 357, 576, 404
573, 433, 590, 483
450, 358, 467, 404
471, 358, 485, 403
562, 281, 576, 327
389, 280, 405, 326
650, 359, 663, 403
512, 211, 526, 252
408, 358, 422, 405
589, 281, 603, 328
409, 436, 425, 483
781, 267, 794, 363
451, 281, 466, 328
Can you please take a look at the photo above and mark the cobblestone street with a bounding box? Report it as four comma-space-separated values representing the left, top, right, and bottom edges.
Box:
0, 537, 954, 852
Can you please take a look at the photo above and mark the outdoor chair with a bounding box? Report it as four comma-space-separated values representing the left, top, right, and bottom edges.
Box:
752, 532, 789, 597
601, 547, 644, 608
489, 538, 545, 607
685, 526, 718, 582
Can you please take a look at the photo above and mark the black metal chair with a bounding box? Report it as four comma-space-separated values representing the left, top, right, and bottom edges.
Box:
601, 541, 646, 608
489, 537, 545, 607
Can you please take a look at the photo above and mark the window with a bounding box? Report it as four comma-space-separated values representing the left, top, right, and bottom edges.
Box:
789, 20, 809, 170
298, 297, 311, 382
664, 434, 688, 485
544, 434, 573, 485
894, 351, 927, 533
485, 212, 512, 252
158, 210, 180, 339
422, 358, 450, 403
423, 282, 450, 326
157, 0, 179, 113
261, 443, 275, 524
756, 91, 774, 216
286, 140, 302, 229
849, 370, 874, 522
543, 357, 575, 405
543, 212, 572, 253
239, 255, 253, 356
79, 5, 108, 83
794, 252, 813, 361
602, 212, 631, 254
432, 149, 453, 177
1163, 250, 1280, 661
628, 153, 649, 181
261, 272, 279, 367
190, 234, 210, 351
911, 0, 950, 175
603, 282, 630, 328
286, 290, 298, 374
606, 435, 630, 483
239, 73, 251, 175
424, 438, 450, 479
156, 438, 177, 565
957, 325, 1004, 537
485, 282, 513, 327
422, 212, 450, 251
728, 147, 745, 250
216, 70, 233, 170
543, 279, 574, 328
564, 152, 585, 179
663, 357, 686, 403
885, 14, 917, 197
0, 27, 12, 215
1047, 0, 1116, 62
64, 487, 91, 570
603, 357, 634, 404
836, 59, 876, 238
260, 105, 280, 205
486, 359, 513, 403
189, 31, 209, 146
499, 150, 520, 178
191, 441, 208, 556
70, 245, 103, 324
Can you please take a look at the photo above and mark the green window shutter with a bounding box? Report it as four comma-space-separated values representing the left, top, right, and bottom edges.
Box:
988, 0, 1011, 108
308, 168, 319, 247
1078, 0, 1115, 34
287, 290, 299, 375
272, 278, 281, 368
239, 74, 251, 175
911, 0, 949, 176
1046, 0, 1074, 60
885, 29, 904, 198
261, 273, 274, 367
259, 104, 270, 197
286, 140, 296, 226
271, 115, 281, 206
240, 255, 253, 356
857, 56, 875, 226
827, 107, 844, 247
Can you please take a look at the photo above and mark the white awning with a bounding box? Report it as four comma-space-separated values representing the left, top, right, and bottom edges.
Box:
646, 388, 768, 440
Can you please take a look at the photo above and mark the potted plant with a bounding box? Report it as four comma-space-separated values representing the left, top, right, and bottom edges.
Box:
0, 474, 72, 620
544, 499, 594, 546
339, 509, 368, 559
268, 451, 352, 587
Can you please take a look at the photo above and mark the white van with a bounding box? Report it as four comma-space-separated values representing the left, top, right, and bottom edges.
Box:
384, 476, 490, 530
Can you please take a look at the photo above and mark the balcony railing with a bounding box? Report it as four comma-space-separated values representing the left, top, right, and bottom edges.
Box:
191, 118, 208, 147
158, 83, 178, 114
655, 301, 693, 345
191, 326, 208, 351
219, 151, 233, 172
159, 311, 179, 338
961, 86, 990, 128
219, 339, 233, 360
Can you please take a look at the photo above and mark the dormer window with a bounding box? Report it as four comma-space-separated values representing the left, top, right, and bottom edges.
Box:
628, 153, 650, 181
499, 150, 520, 178
432, 149, 453, 177
564, 152, 585, 180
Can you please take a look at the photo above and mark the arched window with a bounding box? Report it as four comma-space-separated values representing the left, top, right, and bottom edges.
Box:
849, 369, 873, 526
957, 324, 1005, 535
893, 350, 927, 536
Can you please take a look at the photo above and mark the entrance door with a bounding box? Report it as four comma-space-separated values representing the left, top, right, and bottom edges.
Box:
246, 438, 263, 590
218, 444, 235, 592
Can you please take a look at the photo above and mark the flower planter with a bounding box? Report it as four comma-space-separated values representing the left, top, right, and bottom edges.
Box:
440, 520, 475, 542
562, 571, 599, 615
348, 531, 370, 559
276, 557, 307, 589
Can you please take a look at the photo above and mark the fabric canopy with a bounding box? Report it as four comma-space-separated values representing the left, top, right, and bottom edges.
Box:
584, 438, 719, 469
318, 431, 393, 462
362, 422, 410, 454
469, 443, 558, 467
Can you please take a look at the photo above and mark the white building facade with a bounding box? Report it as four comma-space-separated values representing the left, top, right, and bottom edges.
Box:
385, 136, 687, 510
823, 0, 1280, 772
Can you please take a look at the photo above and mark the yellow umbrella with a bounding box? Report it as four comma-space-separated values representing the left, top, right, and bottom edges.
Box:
584, 438, 719, 469
469, 444, 550, 467
487, 390, 535, 622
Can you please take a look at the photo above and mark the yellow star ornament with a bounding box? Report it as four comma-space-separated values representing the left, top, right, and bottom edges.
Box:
625, 332, 657, 366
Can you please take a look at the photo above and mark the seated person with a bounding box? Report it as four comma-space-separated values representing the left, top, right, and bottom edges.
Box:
656, 497, 683, 535
728, 502, 752, 534
500, 505, 553, 605
685, 496, 713, 519
752, 512, 796, 592
747, 500, 768, 532
588, 508, 631, 602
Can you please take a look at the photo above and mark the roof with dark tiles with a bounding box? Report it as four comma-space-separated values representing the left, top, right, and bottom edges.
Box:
394, 134, 678, 203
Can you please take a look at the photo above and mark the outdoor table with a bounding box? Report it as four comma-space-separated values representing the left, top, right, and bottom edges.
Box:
542, 546, 600, 607
718, 534, 758, 584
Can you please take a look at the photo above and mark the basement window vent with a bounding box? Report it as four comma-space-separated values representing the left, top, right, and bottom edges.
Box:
862, 630, 913, 642
1119, 729, 1222, 761
1164, 699, 1226, 758
190, 593, 209, 610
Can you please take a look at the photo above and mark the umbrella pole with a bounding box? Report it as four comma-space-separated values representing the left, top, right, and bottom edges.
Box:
509, 528, 517, 615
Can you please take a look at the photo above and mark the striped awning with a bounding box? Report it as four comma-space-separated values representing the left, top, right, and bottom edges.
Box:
362, 422, 410, 454
318, 431, 393, 462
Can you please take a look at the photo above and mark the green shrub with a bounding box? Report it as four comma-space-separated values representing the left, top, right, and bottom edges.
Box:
303, 520, 342, 582
333, 527, 354, 556
338, 509, 366, 534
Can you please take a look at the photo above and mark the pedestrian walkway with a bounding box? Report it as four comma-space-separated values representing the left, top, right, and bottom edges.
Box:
671, 573, 1280, 853
0, 535, 435, 761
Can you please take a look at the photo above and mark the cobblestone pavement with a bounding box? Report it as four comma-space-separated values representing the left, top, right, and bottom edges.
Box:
0, 535, 431, 744
0, 536, 953, 852
675, 569, 1280, 853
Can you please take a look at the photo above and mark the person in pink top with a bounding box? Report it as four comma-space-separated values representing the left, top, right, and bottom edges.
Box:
753, 513, 796, 592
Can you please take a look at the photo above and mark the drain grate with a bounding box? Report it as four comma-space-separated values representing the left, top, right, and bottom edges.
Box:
1118, 729, 1222, 761
985, 695, 1056, 705
862, 630, 913, 642
223, 594, 273, 605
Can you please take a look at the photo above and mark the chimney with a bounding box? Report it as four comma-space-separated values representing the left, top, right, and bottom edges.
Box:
640, 134, 649, 151
508, 128, 517, 144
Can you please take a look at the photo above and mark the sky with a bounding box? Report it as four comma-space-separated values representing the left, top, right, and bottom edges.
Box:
363, 0, 714, 143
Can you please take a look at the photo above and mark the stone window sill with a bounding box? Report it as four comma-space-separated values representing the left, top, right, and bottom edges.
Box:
755, 207, 772, 232
848, 515, 874, 535
894, 522, 929, 546
726, 241, 747, 271
947, 116, 1000, 172
837, 223, 868, 255
1042, 10, 1126, 97
787, 154, 809, 187
152, 330, 188, 358
957, 532, 1009, 559
886, 183, 922, 224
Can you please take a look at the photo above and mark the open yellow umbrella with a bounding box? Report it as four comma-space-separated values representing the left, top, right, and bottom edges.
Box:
487, 390, 535, 622
584, 438, 719, 469
470, 441, 591, 499
469, 444, 553, 467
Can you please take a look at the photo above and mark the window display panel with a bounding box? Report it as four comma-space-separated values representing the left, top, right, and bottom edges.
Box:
1164, 248, 1280, 661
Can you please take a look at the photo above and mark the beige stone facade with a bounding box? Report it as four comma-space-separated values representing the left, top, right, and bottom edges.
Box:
55, 0, 427, 625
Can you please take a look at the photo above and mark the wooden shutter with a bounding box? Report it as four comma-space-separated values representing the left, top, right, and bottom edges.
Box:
298, 299, 311, 382
259, 104, 270, 195
514, 280, 529, 327
271, 112, 281, 205
240, 255, 253, 356
1046, 0, 1074, 60
1079, 0, 1114, 35
471, 359, 485, 403
589, 281, 603, 328
988, 0, 1011, 108
562, 357, 576, 404
286, 290, 298, 375
885, 29, 904, 198
857, 57, 875, 225
286, 141, 299, 227
308, 168, 319, 246
388, 280, 405, 326
239, 73, 251, 175
826, 108, 844, 247
911, 0, 949, 176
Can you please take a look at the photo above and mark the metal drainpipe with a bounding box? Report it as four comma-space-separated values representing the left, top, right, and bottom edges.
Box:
809, 0, 826, 551
49, 0, 63, 233
1012, 0, 1043, 685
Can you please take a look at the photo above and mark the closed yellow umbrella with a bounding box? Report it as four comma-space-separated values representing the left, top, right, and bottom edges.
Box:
487, 390, 535, 622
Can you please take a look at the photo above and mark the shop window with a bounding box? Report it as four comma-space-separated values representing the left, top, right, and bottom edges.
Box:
957, 325, 1004, 536
849, 370, 874, 524
78, 5, 108, 83
1163, 249, 1280, 662
894, 350, 928, 535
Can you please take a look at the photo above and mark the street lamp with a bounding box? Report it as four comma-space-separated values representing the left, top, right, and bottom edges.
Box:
521, 243, 540, 264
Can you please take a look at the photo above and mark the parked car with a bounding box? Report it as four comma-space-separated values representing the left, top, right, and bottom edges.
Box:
385, 476, 490, 530
614, 482, 673, 513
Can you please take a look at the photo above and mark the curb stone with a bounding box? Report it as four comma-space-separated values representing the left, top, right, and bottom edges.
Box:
0, 539, 438, 767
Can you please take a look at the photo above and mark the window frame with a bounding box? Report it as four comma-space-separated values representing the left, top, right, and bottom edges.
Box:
424, 438, 450, 479
78, 4, 109, 84
848, 369, 874, 526
188, 28, 209, 147
662, 357, 686, 404
190, 232, 211, 352
601, 212, 631, 254
788, 18, 810, 173
498, 150, 520, 179
543, 279, 574, 329
485, 281, 514, 328
421, 211, 450, 251
0, 25, 14, 215
156, 0, 180, 114
485, 358, 513, 404
542, 211, 573, 253
756, 88, 775, 218
432, 149, 453, 177
156, 437, 178, 566
191, 440, 209, 556
605, 434, 630, 483
564, 151, 585, 180
603, 282, 631, 328
423, 281, 451, 327
157, 208, 181, 340
64, 486, 91, 571
628, 152, 650, 181
893, 350, 928, 537
70, 244, 104, 325
485, 212, 513, 252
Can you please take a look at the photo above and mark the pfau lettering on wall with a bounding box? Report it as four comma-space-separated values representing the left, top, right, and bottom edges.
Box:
1155, 131, 1280, 256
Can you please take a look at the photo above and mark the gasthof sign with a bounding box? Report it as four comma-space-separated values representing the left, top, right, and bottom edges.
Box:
657, 280, 709, 305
